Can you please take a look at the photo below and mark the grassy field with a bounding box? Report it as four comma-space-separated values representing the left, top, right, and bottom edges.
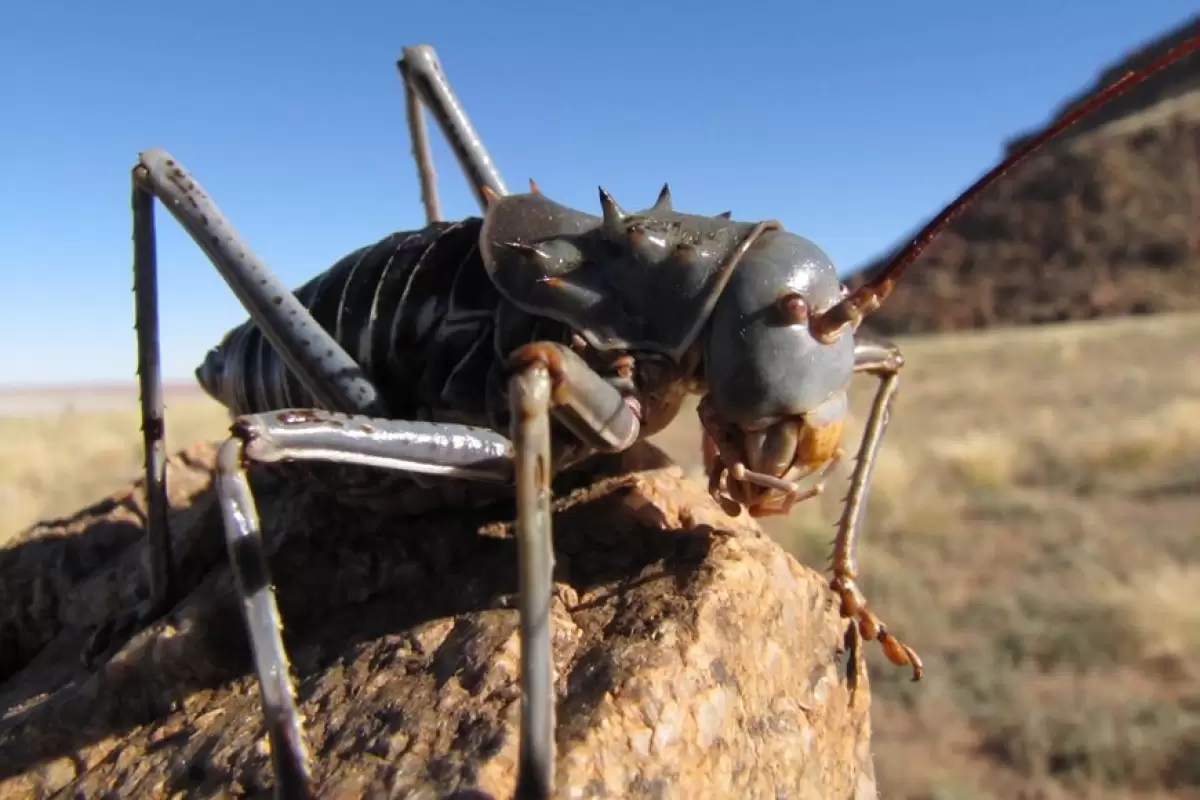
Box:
0, 384, 230, 542
4, 312, 1200, 798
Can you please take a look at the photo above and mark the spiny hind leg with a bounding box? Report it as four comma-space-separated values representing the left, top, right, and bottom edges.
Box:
831, 336, 922, 685
397, 44, 508, 221
131, 151, 385, 618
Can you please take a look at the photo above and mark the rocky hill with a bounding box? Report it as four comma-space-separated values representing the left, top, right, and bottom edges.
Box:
847, 15, 1200, 335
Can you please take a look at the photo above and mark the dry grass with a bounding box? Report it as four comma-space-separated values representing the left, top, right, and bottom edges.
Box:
652, 311, 1200, 800
4, 311, 1200, 798
0, 387, 228, 543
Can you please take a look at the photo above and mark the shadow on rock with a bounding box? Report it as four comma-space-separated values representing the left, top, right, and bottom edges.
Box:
2, 440, 790, 798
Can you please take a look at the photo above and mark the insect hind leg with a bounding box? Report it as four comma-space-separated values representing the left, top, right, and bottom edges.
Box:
131, 150, 386, 617
131, 176, 174, 616
398, 44, 508, 222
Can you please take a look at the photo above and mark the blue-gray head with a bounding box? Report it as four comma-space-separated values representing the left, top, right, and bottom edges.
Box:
700, 228, 855, 517
475, 185, 859, 517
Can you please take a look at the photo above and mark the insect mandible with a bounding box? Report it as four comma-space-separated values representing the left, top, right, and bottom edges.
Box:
129, 37, 1199, 800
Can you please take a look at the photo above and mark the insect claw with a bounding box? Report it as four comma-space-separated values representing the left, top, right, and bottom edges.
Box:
834, 573, 925, 682
715, 210, 732, 219
879, 632, 924, 681
481, 185, 501, 207
528, 178, 541, 194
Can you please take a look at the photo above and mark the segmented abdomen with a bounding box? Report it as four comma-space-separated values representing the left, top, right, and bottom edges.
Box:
197, 218, 540, 426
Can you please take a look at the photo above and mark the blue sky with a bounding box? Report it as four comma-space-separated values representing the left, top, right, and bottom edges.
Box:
1, 1, 1195, 385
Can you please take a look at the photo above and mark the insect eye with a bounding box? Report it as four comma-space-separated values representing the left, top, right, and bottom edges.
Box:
774, 292, 809, 325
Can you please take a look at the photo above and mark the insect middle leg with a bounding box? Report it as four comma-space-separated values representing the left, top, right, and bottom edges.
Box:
215, 413, 514, 799
830, 335, 923, 684
215, 342, 640, 799
131, 151, 387, 618
397, 44, 509, 222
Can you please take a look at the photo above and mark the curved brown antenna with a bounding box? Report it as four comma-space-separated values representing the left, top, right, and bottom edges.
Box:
810, 32, 1200, 343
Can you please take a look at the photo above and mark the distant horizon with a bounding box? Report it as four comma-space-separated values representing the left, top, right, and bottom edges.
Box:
0, 380, 207, 394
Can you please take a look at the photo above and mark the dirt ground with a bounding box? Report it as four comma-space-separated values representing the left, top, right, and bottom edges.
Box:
4, 311, 1200, 798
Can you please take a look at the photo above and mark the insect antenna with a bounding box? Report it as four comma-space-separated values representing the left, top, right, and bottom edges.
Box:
810, 32, 1200, 343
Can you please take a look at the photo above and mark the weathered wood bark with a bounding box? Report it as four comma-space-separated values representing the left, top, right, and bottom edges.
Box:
0, 440, 877, 799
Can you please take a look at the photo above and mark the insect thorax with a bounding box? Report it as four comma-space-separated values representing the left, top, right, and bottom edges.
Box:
195, 214, 705, 512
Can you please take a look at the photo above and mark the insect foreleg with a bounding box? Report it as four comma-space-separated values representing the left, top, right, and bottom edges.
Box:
829, 336, 922, 686
508, 363, 555, 800
398, 44, 508, 222
131, 151, 386, 617
506, 341, 642, 800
